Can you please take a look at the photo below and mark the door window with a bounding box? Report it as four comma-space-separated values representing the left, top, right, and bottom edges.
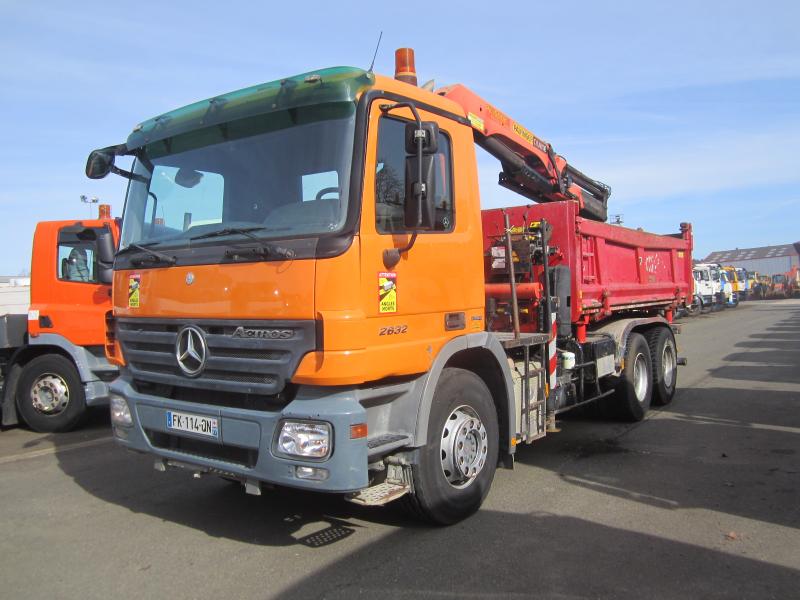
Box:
375, 116, 453, 233
57, 228, 103, 283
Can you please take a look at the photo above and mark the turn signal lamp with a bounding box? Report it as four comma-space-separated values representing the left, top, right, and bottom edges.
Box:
104, 311, 125, 367
350, 423, 368, 439
394, 47, 418, 86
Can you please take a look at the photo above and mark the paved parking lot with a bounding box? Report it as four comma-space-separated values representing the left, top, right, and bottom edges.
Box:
1, 300, 798, 599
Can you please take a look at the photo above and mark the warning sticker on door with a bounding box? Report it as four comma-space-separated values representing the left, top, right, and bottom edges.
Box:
378, 272, 397, 313
128, 274, 141, 308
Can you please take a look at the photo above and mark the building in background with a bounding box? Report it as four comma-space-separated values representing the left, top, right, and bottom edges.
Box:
703, 242, 800, 275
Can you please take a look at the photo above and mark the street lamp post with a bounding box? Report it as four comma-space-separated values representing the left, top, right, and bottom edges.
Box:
80, 195, 99, 218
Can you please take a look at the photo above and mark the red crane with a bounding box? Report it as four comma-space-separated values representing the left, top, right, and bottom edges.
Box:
437, 84, 610, 222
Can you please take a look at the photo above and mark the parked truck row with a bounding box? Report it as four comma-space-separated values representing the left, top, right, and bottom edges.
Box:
688, 262, 797, 313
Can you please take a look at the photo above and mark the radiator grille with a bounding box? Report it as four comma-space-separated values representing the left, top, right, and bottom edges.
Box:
117, 318, 316, 401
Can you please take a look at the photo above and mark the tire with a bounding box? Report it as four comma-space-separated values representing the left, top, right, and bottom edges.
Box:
16, 354, 87, 433
646, 327, 677, 406
685, 300, 700, 317
403, 368, 499, 525
610, 333, 653, 422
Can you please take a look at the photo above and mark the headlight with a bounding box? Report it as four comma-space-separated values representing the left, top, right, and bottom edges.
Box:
276, 421, 331, 459
110, 394, 132, 427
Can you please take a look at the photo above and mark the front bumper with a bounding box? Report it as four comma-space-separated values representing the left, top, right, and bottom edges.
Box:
84, 380, 111, 407
110, 376, 369, 492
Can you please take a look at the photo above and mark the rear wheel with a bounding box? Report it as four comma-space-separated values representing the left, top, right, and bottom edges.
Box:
647, 327, 677, 406
16, 354, 87, 433
403, 368, 498, 525
611, 333, 652, 422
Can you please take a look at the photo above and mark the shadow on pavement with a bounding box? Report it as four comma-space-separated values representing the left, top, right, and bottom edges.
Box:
47, 424, 423, 547
514, 383, 799, 530
709, 311, 800, 384
274, 509, 798, 600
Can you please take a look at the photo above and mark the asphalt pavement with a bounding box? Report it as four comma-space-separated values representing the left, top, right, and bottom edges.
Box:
0, 299, 798, 599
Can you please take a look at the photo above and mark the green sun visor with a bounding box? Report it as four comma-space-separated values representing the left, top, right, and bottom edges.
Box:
125, 67, 374, 151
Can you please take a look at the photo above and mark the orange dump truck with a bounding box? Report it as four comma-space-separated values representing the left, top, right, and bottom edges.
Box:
87, 49, 690, 523
0, 207, 119, 432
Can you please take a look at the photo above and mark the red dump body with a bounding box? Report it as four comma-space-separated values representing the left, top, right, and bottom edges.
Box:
482, 201, 693, 327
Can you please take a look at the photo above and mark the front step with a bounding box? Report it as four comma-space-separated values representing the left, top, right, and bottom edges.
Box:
346, 481, 410, 506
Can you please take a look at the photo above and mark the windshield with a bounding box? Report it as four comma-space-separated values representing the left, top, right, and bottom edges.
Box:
120, 102, 356, 250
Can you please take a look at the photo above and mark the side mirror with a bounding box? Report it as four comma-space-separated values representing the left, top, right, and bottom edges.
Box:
404, 155, 436, 230
86, 149, 115, 179
404, 121, 439, 155
95, 228, 116, 285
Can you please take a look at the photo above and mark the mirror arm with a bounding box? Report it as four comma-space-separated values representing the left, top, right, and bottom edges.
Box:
380, 101, 428, 268
380, 102, 425, 225
110, 165, 148, 183
382, 232, 418, 270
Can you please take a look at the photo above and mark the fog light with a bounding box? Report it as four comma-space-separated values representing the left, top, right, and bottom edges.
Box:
110, 395, 132, 427
277, 421, 331, 459
295, 466, 329, 481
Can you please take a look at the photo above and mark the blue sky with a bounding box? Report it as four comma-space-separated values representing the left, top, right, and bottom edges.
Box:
1, 0, 798, 274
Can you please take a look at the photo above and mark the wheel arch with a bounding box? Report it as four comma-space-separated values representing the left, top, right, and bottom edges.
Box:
591, 316, 673, 373
414, 333, 516, 457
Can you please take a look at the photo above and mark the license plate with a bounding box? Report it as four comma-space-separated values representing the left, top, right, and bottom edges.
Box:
166, 410, 219, 439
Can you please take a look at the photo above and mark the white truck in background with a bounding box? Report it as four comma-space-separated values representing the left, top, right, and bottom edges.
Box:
693, 264, 722, 312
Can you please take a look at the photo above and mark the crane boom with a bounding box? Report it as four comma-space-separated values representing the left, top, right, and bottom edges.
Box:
437, 84, 610, 222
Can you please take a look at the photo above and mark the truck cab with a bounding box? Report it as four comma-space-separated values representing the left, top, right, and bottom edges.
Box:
771, 274, 787, 298
0, 210, 119, 432
718, 269, 735, 306
721, 266, 739, 306
692, 264, 720, 310
734, 267, 750, 300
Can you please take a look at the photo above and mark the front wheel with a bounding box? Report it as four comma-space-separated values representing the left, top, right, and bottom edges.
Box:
16, 354, 87, 433
403, 368, 499, 525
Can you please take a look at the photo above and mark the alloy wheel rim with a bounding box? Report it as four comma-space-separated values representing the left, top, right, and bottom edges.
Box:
633, 353, 648, 403
440, 405, 488, 489
30, 373, 70, 415
662, 342, 676, 389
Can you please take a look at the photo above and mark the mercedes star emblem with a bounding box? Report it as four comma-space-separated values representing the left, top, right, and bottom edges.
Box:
175, 325, 207, 377
186, 272, 195, 285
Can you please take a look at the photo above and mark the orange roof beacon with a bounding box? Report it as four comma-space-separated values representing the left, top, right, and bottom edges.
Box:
86, 49, 692, 524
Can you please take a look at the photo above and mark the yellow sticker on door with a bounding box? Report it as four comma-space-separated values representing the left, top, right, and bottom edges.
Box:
378, 272, 397, 313
128, 274, 141, 308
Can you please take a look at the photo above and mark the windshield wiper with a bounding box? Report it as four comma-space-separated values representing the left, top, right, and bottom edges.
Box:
121, 243, 177, 265
189, 226, 266, 242
189, 227, 294, 260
